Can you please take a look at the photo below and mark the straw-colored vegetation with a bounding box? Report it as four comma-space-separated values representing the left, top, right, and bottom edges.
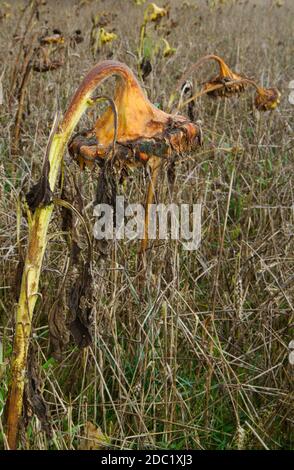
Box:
0, 0, 293, 450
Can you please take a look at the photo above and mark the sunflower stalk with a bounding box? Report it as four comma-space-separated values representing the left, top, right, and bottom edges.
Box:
6, 63, 124, 450
6, 59, 200, 449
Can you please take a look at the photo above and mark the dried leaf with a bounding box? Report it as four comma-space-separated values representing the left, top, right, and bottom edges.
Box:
22, 345, 52, 439
26, 160, 53, 211
48, 297, 70, 361
68, 262, 94, 348
79, 422, 110, 450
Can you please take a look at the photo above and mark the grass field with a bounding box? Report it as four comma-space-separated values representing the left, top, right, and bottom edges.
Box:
0, 0, 293, 450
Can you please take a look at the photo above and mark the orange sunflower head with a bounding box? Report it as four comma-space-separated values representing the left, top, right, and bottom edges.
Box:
67, 61, 201, 171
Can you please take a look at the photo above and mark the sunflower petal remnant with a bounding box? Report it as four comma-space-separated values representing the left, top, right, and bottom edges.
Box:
144, 3, 167, 23
98, 28, 117, 46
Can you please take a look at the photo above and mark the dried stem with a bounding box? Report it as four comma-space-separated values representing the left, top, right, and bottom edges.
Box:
9, 0, 39, 106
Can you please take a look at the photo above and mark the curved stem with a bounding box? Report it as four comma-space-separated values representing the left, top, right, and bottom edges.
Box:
175, 54, 235, 91
6, 60, 134, 449
62, 61, 145, 134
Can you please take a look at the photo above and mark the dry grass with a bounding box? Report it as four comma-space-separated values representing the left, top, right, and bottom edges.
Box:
0, 0, 293, 450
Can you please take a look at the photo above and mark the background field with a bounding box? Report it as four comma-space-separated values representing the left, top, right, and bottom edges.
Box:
0, 0, 293, 450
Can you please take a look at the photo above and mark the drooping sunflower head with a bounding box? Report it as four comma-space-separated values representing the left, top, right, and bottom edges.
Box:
254, 87, 281, 111
67, 61, 201, 170
203, 55, 247, 98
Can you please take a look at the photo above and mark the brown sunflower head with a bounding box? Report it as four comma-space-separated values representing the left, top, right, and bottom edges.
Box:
203, 55, 247, 98
254, 87, 281, 111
